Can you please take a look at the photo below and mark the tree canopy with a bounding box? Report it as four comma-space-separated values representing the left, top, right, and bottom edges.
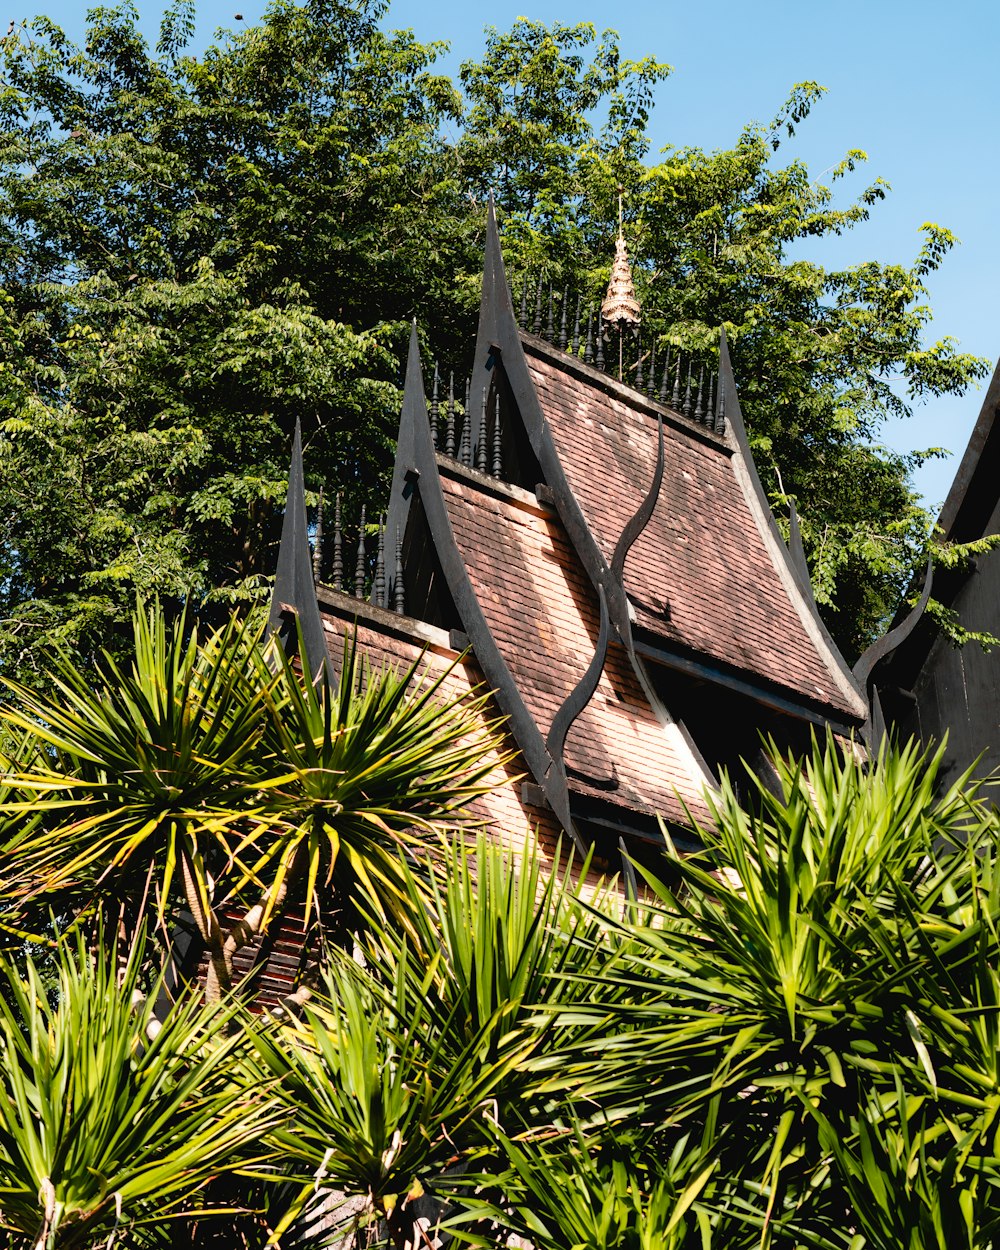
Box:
0, 0, 987, 677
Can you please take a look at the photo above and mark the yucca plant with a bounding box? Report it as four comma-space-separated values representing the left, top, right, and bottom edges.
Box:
0, 606, 275, 974
538, 735, 1000, 1247
0, 603, 504, 1001
230, 633, 502, 951
0, 931, 279, 1249
244, 835, 630, 1248
443, 1123, 724, 1250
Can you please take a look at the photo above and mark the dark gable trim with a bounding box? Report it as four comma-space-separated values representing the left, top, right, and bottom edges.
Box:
400, 321, 587, 855
938, 354, 1000, 542
634, 631, 861, 737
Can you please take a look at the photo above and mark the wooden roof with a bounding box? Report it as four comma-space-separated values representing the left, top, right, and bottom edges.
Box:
267, 199, 887, 885
524, 337, 865, 721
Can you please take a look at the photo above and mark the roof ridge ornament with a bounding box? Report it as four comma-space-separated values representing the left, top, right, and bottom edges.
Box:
601, 188, 641, 380
267, 418, 332, 683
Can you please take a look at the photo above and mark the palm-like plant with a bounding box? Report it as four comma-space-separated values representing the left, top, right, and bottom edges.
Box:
545, 735, 1000, 1247
0, 933, 278, 1249
246, 834, 629, 1248
445, 1124, 724, 1250
0, 604, 503, 1000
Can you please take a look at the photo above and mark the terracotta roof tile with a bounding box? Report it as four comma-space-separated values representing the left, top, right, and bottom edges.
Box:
524, 346, 861, 719
439, 473, 714, 825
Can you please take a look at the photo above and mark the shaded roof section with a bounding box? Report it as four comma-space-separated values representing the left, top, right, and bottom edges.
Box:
936, 354, 1000, 543
439, 468, 715, 827
522, 335, 866, 723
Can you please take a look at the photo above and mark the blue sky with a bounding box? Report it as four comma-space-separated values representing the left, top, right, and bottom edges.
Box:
34, 0, 999, 514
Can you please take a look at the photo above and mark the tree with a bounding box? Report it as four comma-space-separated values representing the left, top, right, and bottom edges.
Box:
458, 26, 989, 657
0, 931, 277, 1248
0, 0, 474, 680
0, 4, 987, 679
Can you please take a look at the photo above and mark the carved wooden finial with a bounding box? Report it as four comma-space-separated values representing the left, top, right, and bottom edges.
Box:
312, 487, 323, 583
682, 363, 693, 420
353, 504, 367, 598
332, 491, 343, 591
659, 349, 670, 404
584, 309, 594, 365
459, 391, 472, 466
445, 373, 456, 458
671, 356, 681, 407
545, 282, 555, 341
558, 286, 569, 350
492, 404, 503, 479
393, 528, 405, 614
695, 367, 705, 424
571, 294, 582, 356
635, 338, 644, 391
532, 275, 543, 336
600, 187, 641, 341
372, 516, 386, 607
430, 362, 440, 449
476, 387, 488, 473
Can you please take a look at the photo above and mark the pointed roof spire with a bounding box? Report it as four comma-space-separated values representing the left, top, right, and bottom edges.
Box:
385, 320, 430, 561
267, 419, 332, 682
600, 187, 641, 336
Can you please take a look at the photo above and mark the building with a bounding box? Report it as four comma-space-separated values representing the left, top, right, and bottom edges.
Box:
265, 198, 909, 942
874, 357, 1000, 789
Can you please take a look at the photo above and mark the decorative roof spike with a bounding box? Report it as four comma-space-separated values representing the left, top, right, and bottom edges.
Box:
520, 276, 529, 326
532, 275, 543, 335
716, 379, 727, 436
476, 387, 488, 473
571, 294, 582, 356
600, 188, 641, 342
393, 528, 405, 614
332, 491, 343, 591
596, 323, 605, 371
695, 367, 705, 424
459, 396, 472, 466
267, 418, 331, 683
353, 504, 367, 599
646, 341, 657, 402
584, 309, 594, 365
429, 362, 440, 449
464, 374, 471, 416
671, 356, 681, 407
635, 339, 644, 392
545, 282, 555, 342
682, 363, 693, 420
659, 349, 670, 404
492, 404, 503, 479
706, 372, 716, 430
372, 516, 385, 607
312, 487, 323, 583
445, 373, 456, 458
558, 286, 569, 350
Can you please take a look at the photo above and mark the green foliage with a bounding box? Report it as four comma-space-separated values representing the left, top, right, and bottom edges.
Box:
0, 602, 502, 998
0, 930, 275, 1248
4, 708, 1000, 1247
0, 2, 987, 675
0, 0, 471, 677
460, 26, 987, 657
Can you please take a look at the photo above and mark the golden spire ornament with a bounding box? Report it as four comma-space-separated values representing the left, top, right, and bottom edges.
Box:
601, 188, 641, 379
